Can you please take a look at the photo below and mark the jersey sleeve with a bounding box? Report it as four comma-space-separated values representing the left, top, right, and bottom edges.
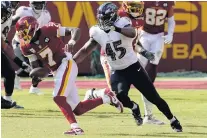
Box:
38, 10, 52, 28
89, 26, 100, 42
119, 17, 132, 28
44, 10, 52, 23
13, 6, 30, 19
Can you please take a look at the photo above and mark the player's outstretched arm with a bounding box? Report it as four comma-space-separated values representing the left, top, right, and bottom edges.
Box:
73, 38, 99, 64
59, 27, 81, 52
112, 26, 136, 38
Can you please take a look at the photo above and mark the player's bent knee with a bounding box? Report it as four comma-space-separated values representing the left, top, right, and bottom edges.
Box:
53, 96, 67, 105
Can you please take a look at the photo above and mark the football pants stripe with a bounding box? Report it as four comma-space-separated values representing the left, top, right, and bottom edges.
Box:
57, 60, 72, 96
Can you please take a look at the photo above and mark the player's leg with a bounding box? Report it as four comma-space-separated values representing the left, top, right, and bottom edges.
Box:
29, 60, 45, 95
146, 33, 165, 82
110, 70, 143, 126
130, 61, 182, 132
53, 59, 81, 135
143, 33, 165, 124
138, 31, 164, 124
1, 52, 23, 109
84, 55, 111, 101
54, 59, 123, 135
12, 40, 23, 90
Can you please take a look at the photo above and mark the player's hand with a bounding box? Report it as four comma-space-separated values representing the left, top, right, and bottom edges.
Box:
144, 51, 155, 61
139, 49, 155, 61
64, 43, 74, 53
64, 40, 76, 53
22, 62, 32, 73
162, 34, 173, 44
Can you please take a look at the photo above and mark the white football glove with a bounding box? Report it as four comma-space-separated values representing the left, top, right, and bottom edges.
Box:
162, 34, 173, 44
22, 62, 32, 73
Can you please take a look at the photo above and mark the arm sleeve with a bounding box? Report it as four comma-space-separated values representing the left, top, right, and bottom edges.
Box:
167, 16, 175, 35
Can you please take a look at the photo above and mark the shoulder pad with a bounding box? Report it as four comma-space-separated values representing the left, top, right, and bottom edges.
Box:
89, 25, 98, 38
117, 17, 132, 27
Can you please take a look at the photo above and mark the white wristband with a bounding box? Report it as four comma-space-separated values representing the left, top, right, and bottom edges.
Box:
68, 39, 76, 45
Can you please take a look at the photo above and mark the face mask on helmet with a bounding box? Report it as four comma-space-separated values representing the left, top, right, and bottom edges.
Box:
30, 1, 46, 14
97, 2, 119, 31
1, 1, 12, 24
123, 1, 144, 18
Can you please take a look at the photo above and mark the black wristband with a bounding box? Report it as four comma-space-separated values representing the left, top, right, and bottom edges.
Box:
114, 26, 121, 33
13, 57, 24, 68
139, 48, 147, 57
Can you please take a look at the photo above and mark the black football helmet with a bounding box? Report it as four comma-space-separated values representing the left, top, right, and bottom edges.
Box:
29, 1, 47, 14
97, 2, 119, 31
1, 1, 12, 24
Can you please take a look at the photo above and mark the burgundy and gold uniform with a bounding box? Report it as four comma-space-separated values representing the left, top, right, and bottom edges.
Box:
20, 22, 66, 72
143, 1, 175, 34
137, 1, 175, 67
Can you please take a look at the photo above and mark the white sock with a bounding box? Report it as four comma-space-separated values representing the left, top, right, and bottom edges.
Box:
170, 116, 176, 123
4, 96, 12, 102
71, 123, 79, 129
102, 95, 110, 104
93, 89, 106, 98
132, 103, 138, 110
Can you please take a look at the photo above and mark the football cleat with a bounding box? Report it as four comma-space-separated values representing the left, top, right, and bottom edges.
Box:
105, 91, 124, 113
29, 86, 44, 95
132, 106, 143, 126
13, 104, 24, 109
83, 88, 96, 101
170, 117, 183, 132
64, 128, 84, 135
1, 98, 16, 109
143, 115, 165, 125
132, 110, 143, 126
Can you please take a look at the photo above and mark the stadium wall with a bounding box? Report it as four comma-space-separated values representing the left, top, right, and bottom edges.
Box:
8, 1, 207, 73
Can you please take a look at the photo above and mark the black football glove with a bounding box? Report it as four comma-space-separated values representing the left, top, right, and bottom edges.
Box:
139, 49, 155, 61
13, 57, 32, 73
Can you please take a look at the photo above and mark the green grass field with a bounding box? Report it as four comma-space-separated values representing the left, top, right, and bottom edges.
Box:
2, 88, 207, 138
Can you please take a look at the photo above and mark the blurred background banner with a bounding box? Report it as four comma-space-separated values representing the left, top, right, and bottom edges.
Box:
8, 1, 207, 74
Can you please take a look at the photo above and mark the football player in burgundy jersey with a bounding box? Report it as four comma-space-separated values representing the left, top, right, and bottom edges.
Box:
135, 1, 176, 125
74, 2, 182, 132
12, 1, 51, 94
16, 16, 123, 135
